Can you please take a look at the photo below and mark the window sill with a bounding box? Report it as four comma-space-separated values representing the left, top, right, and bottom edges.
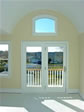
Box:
0, 73, 9, 78
32, 32, 57, 36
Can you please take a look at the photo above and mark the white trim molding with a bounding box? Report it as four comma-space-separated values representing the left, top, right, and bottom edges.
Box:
0, 41, 11, 78
32, 15, 58, 36
0, 88, 82, 96
0, 88, 22, 93
80, 92, 84, 100
67, 89, 80, 94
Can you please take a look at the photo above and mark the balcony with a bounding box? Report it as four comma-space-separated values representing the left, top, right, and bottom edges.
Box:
26, 68, 64, 87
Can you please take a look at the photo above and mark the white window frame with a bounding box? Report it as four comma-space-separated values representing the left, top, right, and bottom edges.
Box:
32, 15, 58, 36
0, 41, 11, 77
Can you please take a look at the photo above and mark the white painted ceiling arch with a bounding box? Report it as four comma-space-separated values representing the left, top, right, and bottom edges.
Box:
0, 0, 84, 34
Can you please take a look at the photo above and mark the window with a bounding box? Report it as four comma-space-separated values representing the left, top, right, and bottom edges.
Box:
33, 15, 57, 35
0, 42, 10, 77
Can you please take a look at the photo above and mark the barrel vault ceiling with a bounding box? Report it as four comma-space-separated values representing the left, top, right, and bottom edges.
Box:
0, 0, 84, 34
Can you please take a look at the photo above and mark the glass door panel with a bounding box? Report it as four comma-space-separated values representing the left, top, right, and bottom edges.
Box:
22, 42, 67, 92
48, 47, 64, 87
26, 47, 42, 87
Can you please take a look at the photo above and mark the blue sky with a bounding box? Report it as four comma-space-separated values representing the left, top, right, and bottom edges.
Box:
35, 18, 55, 33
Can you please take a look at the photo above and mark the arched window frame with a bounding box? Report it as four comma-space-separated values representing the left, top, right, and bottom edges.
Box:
32, 15, 58, 36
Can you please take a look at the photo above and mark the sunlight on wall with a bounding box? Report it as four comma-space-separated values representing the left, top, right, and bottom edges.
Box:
63, 99, 84, 110
0, 106, 28, 112
41, 100, 76, 112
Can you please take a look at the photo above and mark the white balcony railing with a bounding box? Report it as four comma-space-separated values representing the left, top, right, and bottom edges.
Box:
26, 69, 41, 87
26, 69, 63, 87
48, 69, 63, 87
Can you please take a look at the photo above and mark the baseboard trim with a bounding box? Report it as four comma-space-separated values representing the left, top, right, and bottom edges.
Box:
80, 92, 84, 100
0, 88, 22, 93
0, 88, 80, 94
67, 89, 79, 94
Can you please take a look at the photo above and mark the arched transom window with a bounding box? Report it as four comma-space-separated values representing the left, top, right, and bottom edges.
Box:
33, 15, 57, 35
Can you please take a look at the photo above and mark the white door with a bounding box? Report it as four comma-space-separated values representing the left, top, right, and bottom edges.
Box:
21, 42, 67, 93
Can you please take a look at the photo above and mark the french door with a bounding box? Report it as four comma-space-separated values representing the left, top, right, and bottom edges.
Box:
22, 42, 67, 92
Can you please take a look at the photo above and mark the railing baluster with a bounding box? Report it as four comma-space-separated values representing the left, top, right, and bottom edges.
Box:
48, 70, 49, 85
52, 70, 53, 86
50, 70, 51, 86
29, 70, 30, 85
57, 70, 59, 86
28, 70, 29, 85
35, 70, 37, 85
61, 70, 62, 85
38, 70, 39, 85
32, 70, 34, 85
62, 71, 63, 86
40, 70, 41, 85
30, 70, 32, 85
55, 70, 56, 85
59, 70, 61, 85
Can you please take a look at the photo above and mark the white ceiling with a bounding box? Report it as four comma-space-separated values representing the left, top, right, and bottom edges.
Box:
0, 0, 84, 34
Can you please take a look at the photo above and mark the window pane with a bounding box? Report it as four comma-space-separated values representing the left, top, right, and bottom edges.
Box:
0, 44, 8, 74
35, 18, 55, 33
0, 60, 8, 73
0, 44, 8, 60
48, 47, 63, 69
26, 47, 42, 87
48, 47, 64, 87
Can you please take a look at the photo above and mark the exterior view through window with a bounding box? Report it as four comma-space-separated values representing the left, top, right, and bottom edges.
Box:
26, 47, 42, 87
35, 18, 56, 33
0, 44, 8, 75
48, 47, 63, 87
26, 46, 64, 87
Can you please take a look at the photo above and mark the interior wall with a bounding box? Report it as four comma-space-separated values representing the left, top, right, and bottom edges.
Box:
79, 33, 84, 95
0, 10, 79, 90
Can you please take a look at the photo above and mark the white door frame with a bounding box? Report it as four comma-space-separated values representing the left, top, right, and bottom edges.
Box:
21, 41, 69, 93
